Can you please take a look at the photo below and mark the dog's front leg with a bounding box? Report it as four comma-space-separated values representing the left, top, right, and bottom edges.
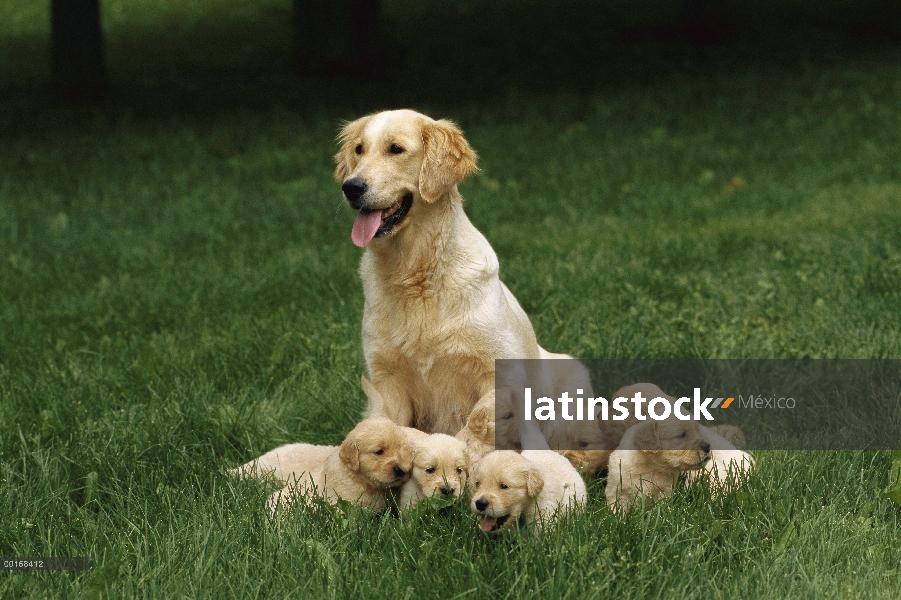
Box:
361, 372, 415, 427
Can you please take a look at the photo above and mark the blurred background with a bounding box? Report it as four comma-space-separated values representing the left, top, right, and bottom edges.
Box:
2, 0, 900, 124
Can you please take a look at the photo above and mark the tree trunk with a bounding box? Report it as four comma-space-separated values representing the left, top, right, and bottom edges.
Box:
294, 0, 380, 76
51, 0, 106, 99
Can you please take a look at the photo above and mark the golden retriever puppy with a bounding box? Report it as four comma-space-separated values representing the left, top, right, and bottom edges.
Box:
558, 382, 664, 477
539, 350, 606, 453
335, 109, 594, 436
398, 431, 469, 508
233, 417, 413, 514
471, 450, 587, 533
605, 418, 711, 515
454, 390, 521, 464
686, 425, 754, 494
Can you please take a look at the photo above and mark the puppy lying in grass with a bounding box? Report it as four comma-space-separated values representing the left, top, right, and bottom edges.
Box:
399, 430, 469, 508
560, 382, 675, 478
686, 425, 754, 495
471, 450, 587, 533
605, 418, 711, 515
232, 417, 413, 514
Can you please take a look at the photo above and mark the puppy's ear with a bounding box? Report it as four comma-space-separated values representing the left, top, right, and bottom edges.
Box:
419, 119, 479, 202
634, 422, 662, 455
361, 375, 387, 414
334, 116, 371, 183
339, 436, 361, 472
525, 465, 544, 498
466, 404, 490, 438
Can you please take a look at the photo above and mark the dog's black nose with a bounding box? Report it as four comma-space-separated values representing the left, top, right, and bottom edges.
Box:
701, 442, 711, 453
475, 498, 489, 512
393, 465, 405, 477
441, 486, 454, 496
342, 178, 368, 208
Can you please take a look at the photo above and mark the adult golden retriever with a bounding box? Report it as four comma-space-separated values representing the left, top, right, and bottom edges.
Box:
336, 109, 597, 445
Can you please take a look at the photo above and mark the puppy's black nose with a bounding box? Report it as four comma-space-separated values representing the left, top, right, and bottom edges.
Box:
701, 442, 711, 453
475, 498, 489, 512
342, 178, 368, 208
393, 465, 405, 477
441, 486, 454, 496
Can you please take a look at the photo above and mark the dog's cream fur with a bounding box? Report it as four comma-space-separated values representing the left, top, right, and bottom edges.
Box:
398, 430, 469, 508
559, 382, 671, 477
686, 425, 754, 495
336, 109, 594, 441
232, 417, 413, 514
605, 418, 711, 515
471, 450, 586, 533
454, 390, 520, 465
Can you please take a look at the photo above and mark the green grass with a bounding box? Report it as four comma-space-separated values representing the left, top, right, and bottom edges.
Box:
1, 1, 901, 597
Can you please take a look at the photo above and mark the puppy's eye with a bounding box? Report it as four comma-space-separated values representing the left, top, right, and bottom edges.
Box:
456, 468, 463, 474
678, 432, 687, 439
503, 412, 514, 420
389, 143, 404, 154
425, 467, 436, 474
374, 449, 384, 455
355, 144, 363, 155
499, 483, 509, 490
578, 441, 588, 448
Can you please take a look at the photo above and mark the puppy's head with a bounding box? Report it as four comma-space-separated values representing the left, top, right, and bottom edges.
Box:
470, 451, 543, 533
463, 390, 520, 451
338, 417, 413, 488
409, 434, 469, 499
334, 109, 479, 248
629, 419, 711, 471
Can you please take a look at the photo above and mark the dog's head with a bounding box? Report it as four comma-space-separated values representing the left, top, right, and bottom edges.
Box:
334, 109, 479, 248
627, 418, 711, 471
470, 450, 543, 533
463, 390, 520, 451
338, 417, 413, 488
409, 433, 469, 499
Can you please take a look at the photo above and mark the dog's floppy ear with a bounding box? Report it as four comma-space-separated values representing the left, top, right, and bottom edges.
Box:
361, 375, 387, 414
633, 422, 662, 455
339, 435, 362, 472
466, 403, 491, 438
419, 119, 479, 202
525, 465, 544, 498
334, 115, 371, 183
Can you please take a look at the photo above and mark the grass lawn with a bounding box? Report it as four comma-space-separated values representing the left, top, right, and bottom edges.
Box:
1, 0, 900, 597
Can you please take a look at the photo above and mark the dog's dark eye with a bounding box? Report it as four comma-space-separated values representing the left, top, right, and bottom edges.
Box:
499, 483, 509, 490
374, 449, 384, 455
578, 441, 588, 448
425, 467, 436, 474
678, 432, 687, 439
355, 144, 363, 155
475, 481, 480, 488
389, 143, 404, 154
503, 412, 513, 420
456, 467, 463, 474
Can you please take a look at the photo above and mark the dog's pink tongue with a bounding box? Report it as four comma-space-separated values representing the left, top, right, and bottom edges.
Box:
479, 517, 497, 532
351, 210, 383, 248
